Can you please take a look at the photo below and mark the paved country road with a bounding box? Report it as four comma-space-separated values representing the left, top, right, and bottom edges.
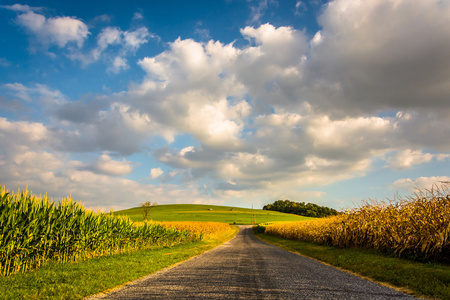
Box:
87, 226, 417, 300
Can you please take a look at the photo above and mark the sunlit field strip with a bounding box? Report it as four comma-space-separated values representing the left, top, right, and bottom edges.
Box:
133, 221, 231, 236
265, 186, 450, 263
160, 221, 231, 236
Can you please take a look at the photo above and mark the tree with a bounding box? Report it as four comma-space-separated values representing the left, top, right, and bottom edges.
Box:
263, 199, 338, 217
141, 201, 158, 221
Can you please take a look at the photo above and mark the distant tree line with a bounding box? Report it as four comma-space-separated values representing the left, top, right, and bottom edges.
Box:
263, 200, 339, 218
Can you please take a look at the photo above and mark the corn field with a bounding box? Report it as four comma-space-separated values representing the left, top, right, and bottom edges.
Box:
265, 186, 450, 263
0, 185, 202, 276
159, 221, 231, 236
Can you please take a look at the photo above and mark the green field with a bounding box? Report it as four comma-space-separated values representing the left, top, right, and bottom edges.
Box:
114, 204, 312, 224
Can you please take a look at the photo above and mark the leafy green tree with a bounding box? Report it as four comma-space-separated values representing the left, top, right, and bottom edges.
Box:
263, 199, 338, 217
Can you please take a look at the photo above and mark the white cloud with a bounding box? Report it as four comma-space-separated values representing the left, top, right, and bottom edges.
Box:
16, 11, 89, 48
97, 27, 122, 51
130, 37, 251, 150
306, 114, 392, 159
150, 168, 163, 179
108, 56, 129, 73
185, 99, 249, 150
240, 23, 308, 67
0, 117, 49, 146
123, 27, 151, 51
54, 101, 164, 155
387, 149, 449, 170
86, 152, 133, 176
72, 26, 153, 70
2, 4, 41, 13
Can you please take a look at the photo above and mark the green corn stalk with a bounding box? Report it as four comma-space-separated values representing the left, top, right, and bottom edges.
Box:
1, 184, 203, 276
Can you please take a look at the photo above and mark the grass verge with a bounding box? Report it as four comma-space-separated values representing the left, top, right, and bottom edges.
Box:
0, 226, 238, 300
254, 230, 450, 300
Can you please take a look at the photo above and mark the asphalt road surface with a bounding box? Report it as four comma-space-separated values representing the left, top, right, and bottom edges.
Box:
88, 226, 417, 299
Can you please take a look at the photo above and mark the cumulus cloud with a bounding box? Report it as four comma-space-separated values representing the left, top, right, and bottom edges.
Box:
1, 4, 41, 13
123, 27, 152, 52
131, 24, 307, 152
306, 114, 392, 160
97, 27, 122, 52
306, 0, 450, 116
131, 38, 250, 149
84, 152, 133, 176
13, 10, 89, 48
55, 102, 162, 155
124, 16, 450, 203
73, 25, 154, 71
0, 117, 50, 149
108, 56, 129, 73
387, 149, 449, 170
150, 168, 163, 179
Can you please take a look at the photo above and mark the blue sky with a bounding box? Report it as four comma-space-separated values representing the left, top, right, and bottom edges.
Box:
1, 0, 450, 210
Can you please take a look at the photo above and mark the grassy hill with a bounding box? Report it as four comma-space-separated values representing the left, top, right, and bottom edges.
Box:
113, 204, 312, 224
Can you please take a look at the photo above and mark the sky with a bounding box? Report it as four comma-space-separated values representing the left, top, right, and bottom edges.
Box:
1, 0, 450, 211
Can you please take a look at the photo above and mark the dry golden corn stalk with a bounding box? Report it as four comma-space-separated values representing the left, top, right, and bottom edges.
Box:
265, 185, 450, 263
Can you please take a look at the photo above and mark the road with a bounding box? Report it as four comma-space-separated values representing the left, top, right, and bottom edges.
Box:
88, 226, 417, 299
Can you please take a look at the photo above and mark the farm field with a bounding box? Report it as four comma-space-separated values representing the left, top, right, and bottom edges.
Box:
263, 188, 450, 263
114, 204, 312, 224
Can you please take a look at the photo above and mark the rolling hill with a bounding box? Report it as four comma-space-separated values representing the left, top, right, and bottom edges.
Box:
113, 204, 312, 224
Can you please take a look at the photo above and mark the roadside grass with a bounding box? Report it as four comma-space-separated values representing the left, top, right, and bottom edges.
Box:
0, 226, 238, 300
254, 230, 450, 300
114, 204, 312, 224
